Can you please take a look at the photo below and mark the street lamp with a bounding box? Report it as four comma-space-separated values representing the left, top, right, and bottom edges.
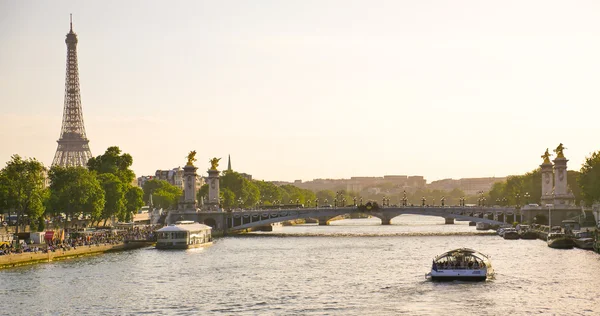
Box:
353, 197, 357, 206
515, 193, 521, 207
315, 198, 319, 208
441, 196, 445, 207
422, 196, 426, 207
524, 192, 530, 205
334, 198, 338, 208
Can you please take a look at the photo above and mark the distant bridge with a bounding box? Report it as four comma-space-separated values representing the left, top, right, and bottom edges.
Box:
216, 206, 518, 231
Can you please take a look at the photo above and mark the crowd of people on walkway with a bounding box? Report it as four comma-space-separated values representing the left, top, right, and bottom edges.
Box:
0, 226, 157, 256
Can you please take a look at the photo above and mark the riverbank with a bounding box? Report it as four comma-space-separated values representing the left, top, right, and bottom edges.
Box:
0, 241, 152, 269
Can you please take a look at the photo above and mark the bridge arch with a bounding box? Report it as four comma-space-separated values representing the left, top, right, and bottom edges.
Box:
203, 218, 217, 228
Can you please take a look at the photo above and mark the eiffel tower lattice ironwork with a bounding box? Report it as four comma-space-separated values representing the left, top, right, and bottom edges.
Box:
52, 15, 92, 167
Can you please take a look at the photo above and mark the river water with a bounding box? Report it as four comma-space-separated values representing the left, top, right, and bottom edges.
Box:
1, 215, 599, 315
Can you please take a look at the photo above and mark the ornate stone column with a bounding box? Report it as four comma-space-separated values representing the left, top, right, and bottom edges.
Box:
540, 148, 554, 206
207, 157, 222, 212
552, 144, 574, 207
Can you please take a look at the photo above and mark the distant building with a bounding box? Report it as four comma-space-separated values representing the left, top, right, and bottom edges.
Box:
137, 175, 155, 188
154, 167, 204, 191
428, 177, 506, 195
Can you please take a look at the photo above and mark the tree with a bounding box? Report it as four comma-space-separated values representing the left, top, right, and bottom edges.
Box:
220, 171, 259, 207
220, 188, 236, 209
123, 186, 144, 222
87, 146, 135, 185
579, 151, 600, 205
316, 190, 336, 204
48, 166, 105, 229
97, 173, 125, 226
254, 181, 282, 204
0, 155, 47, 233
197, 184, 209, 203
142, 179, 182, 209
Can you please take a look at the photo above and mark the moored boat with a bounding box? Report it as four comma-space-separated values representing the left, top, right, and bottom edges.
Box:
426, 248, 493, 282
572, 231, 593, 250
547, 232, 574, 249
503, 228, 519, 240
155, 221, 213, 250
476, 222, 490, 231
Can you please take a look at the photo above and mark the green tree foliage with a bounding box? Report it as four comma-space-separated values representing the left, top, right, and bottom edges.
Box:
124, 186, 144, 222
0, 155, 47, 233
142, 179, 182, 209
48, 166, 105, 228
487, 169, 541, 206
97, 173, 125, 225
579, 151, 600, 205
197, 184, 209, 203
254, 181, 282, 204
220, 171, 260, 207
316, 190, 336, 204
87, 146, 135, 185
220, 188, 236, 209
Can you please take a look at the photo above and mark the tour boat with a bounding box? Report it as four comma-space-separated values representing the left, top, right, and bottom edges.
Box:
426, 248, 494, 282
546, 232, 574, 249
155, 221, 213, 249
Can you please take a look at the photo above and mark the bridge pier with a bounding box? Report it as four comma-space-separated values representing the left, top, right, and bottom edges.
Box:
380, 218, 392, 225
318, 217, 330, 226
444, 217, 454, 224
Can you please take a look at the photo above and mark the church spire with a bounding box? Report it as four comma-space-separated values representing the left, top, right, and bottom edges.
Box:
227, 154, 232, 171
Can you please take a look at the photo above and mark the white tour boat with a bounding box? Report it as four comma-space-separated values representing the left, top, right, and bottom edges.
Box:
156, 221, 213, 249
426, 248, 494, 281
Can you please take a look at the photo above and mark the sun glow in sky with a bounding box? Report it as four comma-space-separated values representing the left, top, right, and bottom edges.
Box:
1, 0, 599, 182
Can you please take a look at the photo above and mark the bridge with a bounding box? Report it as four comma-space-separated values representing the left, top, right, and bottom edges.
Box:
209, 205, 519, 231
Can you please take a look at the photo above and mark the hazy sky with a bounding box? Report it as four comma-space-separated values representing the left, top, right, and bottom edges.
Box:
1, 1, 599, 183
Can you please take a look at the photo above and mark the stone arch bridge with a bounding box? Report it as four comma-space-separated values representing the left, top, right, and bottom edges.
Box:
184, 206, 518, 232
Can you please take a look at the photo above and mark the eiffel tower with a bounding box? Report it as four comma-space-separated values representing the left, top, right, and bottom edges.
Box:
52, 15, 92, 167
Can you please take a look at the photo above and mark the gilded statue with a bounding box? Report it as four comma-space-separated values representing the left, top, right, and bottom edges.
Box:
209, 157, 221, 170
541, 148, 552, 164
553, 143, 566, 158
186, 150, 197, 166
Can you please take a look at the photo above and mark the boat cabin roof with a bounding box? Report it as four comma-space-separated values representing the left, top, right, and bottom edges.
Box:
434, 248, 490, 261
157, 222, 212, 232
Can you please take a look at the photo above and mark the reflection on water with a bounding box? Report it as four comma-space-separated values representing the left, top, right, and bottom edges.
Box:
1, 215, 599, 315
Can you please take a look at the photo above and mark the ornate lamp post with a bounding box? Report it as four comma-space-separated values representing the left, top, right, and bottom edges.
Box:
524, 192, 530, 205
315, 198, 319, 208
515, 193, 521, 207
334, 198, 338, 208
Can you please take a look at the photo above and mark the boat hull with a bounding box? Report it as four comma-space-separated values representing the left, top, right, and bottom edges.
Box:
547, 238, 574, 249
574, 238, 593, 250
431, 275, 487, 282
503, 232, 519, 240
155, 241, 213, 250
519, 231, 538, 240
429, 269, 488, 282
